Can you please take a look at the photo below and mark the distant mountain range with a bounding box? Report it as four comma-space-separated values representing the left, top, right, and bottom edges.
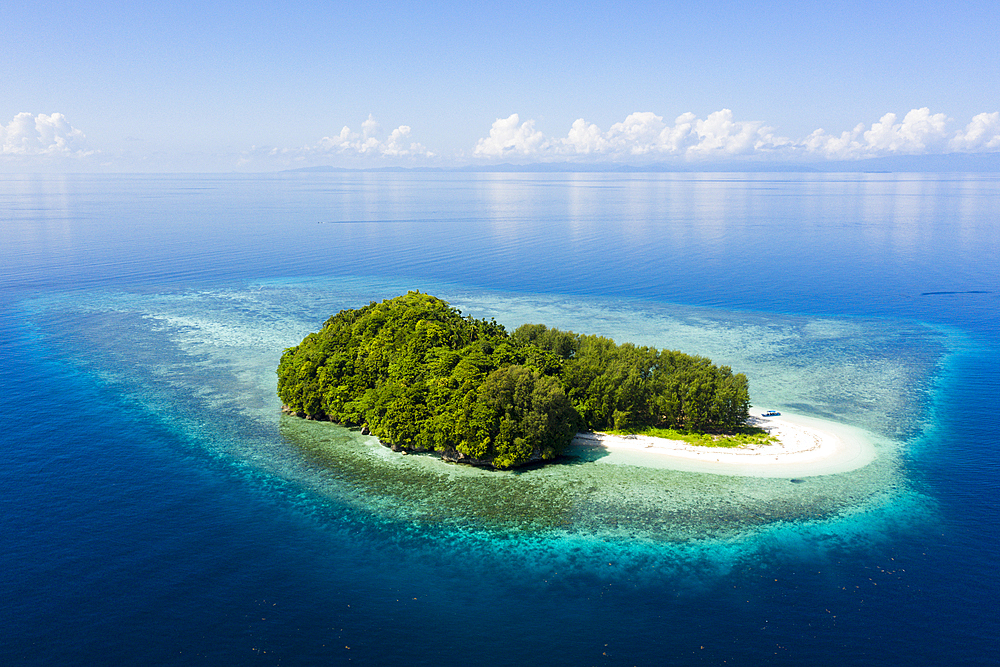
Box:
283, 153, 1000, 174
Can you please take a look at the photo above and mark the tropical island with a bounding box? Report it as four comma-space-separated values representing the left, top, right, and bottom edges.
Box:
277, 291, 756, 469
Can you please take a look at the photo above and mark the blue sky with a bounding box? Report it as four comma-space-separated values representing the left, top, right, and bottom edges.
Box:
2, 0, 998, 171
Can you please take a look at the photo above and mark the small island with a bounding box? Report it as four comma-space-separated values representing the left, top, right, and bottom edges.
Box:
278, 291, 755, 469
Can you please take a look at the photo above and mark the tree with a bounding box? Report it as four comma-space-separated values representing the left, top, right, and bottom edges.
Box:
277, 292, 752, 468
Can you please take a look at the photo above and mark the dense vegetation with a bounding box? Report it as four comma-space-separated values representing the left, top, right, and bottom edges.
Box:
277, 292, 750, 469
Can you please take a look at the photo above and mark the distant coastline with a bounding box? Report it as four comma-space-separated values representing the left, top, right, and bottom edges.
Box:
282, 153, 1000, 174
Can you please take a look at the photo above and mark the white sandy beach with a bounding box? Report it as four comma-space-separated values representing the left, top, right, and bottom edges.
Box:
569, 409, 877, 477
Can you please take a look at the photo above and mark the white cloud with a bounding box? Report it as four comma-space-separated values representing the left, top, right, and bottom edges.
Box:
473, 114, 548, 157
1, 112, 93, 157
801, 124, 865, 160
688, 110, 791, 156
306, 114, 432, 157
604, 112, 669, 154
474, 110, 793, 160
563, 118, 610, 154
865, 108, 949, 152
473, 108, 1000, 162
361, 114, 380, 138
8, 107, 1000, 172
804, 108, 951, 159
313, 125, 382, 155
240, 114, 434, 167
950, 112, 1000, 152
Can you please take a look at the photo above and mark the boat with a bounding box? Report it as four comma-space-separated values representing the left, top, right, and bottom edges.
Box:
761, 409, 781, 417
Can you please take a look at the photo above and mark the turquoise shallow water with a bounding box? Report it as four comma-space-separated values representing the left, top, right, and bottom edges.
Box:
21, 280, 939, 556
2, 173, 998, 665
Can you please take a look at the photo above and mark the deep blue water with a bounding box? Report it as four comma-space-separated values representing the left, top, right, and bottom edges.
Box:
2, 173, 998, 665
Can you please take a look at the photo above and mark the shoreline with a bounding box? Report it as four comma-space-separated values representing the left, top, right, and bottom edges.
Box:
568, 410, 877, 477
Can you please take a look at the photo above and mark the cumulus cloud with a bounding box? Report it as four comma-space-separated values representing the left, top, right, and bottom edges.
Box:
949, 112, 1000, 152
472, 114, 547, 157
474, 110, 793, 160
242, 114, 434, 167
1, 112, 93, 157
473, 108, 1000, 162
803, 108, 951, 159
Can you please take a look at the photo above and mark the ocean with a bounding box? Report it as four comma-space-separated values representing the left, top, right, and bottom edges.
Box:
2, 172, 998, 665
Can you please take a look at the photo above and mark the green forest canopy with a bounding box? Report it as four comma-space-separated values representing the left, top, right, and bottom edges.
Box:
277, 292, 750, 469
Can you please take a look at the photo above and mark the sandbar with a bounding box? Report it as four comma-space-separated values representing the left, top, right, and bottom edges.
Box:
568, 409, 877, 477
